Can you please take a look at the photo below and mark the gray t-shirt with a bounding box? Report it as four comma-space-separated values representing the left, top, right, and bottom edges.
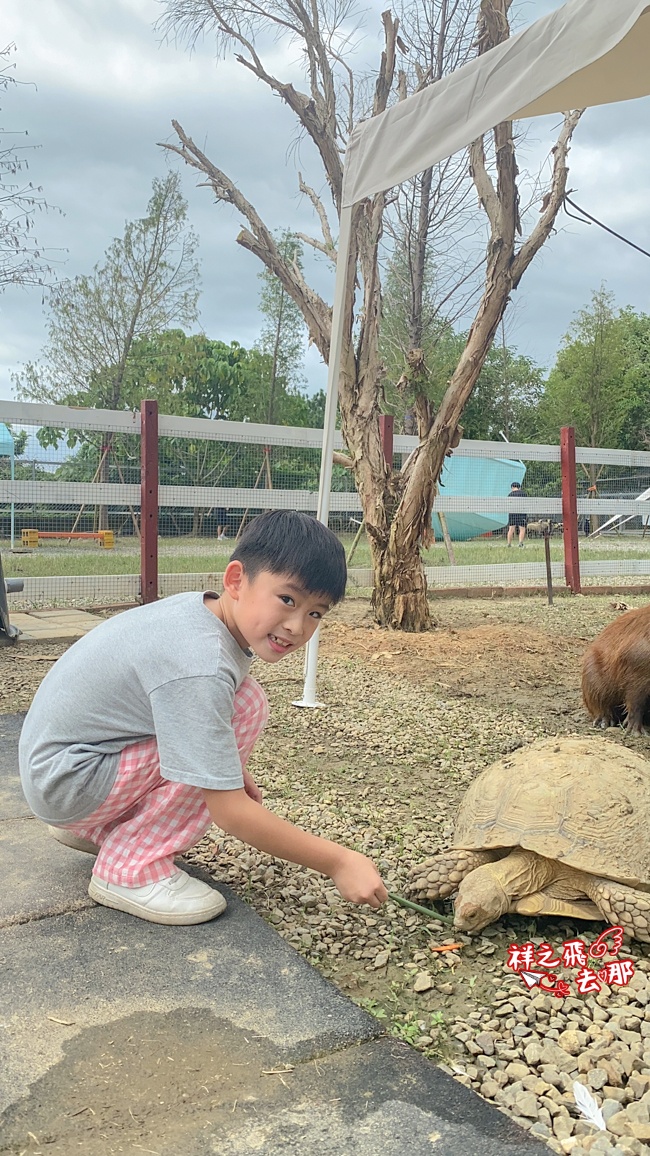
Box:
19, 592, 253, 824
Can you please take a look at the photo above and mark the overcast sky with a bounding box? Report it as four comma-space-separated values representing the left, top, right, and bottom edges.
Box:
2, 0, 649, 405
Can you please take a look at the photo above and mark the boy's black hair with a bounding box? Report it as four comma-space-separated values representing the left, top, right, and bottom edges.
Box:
230, 510, 347, 604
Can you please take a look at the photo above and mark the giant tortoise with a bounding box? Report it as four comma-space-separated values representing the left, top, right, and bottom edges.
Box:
408, 736, 650, 941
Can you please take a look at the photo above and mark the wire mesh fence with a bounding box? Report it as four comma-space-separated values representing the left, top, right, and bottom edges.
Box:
574, 448, 650, 588
409, 440, 565, 590
2, 401, 650, 610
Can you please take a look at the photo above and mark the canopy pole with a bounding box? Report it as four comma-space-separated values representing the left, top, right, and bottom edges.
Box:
10, 446, 14, 551
293, 205, 353, 709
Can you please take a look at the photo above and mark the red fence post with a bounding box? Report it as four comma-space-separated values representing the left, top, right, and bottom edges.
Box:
379, 414, 394, 468
140, 399, 159, 604
560, 425, 581, 594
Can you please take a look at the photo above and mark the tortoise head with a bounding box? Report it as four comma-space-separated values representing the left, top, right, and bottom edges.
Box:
453, 864, 510, 933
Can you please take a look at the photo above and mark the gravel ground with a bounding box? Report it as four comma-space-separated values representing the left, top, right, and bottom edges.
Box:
5, 590, 650, 1154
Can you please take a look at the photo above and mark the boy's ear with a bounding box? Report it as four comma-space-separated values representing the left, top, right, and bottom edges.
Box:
222, 560, 246, 600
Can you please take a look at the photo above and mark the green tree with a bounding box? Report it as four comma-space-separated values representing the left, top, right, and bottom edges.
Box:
535, 287, 641, 532
15, 171, 200, 527
462, 337, 544, 442
114, 329, 324, 532
256, 230, 307, 422
534, 297, 650, 456
16, 172, 199, 408
123, 329, 249, 419
616, 309, 650, 451
536, 287, 626, 450
384, 316, 543, 443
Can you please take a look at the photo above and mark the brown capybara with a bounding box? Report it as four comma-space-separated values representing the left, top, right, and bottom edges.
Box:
582, 604, 650, 734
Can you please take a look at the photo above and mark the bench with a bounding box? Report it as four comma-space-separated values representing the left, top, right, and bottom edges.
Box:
21, 529, 115, 549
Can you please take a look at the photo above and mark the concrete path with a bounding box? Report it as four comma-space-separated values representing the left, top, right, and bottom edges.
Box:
8, 607, 103, 641
0, 712, 550, 1155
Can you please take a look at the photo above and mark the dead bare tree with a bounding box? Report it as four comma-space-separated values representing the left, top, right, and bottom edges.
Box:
380, 0, 485, 436
0, 43, 61, 291
159, 0, 581, 630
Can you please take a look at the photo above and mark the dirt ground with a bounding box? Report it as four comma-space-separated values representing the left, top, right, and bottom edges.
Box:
1, 587, 636, 718
4, 588, 650, 1153
320, 599, 586, 720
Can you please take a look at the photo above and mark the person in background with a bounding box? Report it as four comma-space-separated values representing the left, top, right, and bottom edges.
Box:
216, 507, 228, 541
507, 480, 527, 547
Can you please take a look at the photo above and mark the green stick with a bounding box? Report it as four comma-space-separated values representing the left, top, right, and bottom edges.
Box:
388, 891, 455, 925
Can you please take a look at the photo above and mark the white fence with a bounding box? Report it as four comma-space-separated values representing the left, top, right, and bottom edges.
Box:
2, 400, 650, 607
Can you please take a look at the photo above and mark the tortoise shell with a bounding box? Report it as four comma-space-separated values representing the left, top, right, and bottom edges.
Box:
454, 736, 650, 890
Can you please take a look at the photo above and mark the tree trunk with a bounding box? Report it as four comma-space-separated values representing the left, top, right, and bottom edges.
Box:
370, 526, 431, 630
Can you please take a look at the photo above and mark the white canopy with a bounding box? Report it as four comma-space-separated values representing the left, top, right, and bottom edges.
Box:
343, 0, 650, 207
296, 0, 650, 707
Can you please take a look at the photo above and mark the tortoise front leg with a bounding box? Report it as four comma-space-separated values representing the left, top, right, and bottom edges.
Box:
408, 848, 502, 901
588, 877, 650, 943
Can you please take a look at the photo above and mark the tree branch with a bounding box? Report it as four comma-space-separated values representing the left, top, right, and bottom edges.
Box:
160, 121, 333, 359
469, 136, 499, 231
511, 109, 583, 286
295, 231, 337, 261
298, 172, 336, 260
333, 451, 354, 468
373, 10, 400, 116
233, 53, 343, 209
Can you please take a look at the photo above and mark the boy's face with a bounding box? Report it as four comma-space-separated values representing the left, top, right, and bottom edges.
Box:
226, 568, 332, 663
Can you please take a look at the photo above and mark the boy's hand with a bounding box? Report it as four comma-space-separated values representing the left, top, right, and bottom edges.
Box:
243, 769, 263, 804
329, 849, 388, 909
204, 789, 385, 906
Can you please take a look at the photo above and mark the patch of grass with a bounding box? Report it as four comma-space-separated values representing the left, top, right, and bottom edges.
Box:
3, 545, 229, 578
3, 529, 650, 580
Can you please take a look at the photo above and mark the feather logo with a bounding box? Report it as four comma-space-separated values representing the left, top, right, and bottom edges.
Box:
573, 1081, 606, 1131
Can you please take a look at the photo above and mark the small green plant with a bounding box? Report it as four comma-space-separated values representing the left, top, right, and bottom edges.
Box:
390, 1013, 422, 1046
356, 997, 387, 1020
386, 979, 404, 1006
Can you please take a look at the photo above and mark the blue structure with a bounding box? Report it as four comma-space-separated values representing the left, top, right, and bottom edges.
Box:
0, 423, 14, 549
432, 455, 526, 541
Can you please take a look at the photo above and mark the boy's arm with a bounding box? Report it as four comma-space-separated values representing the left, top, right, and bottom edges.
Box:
202, 787, 387, 908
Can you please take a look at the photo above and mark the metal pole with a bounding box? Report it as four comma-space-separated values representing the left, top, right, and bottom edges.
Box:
0, 552, 19, 643
560, 426, 581, 594
293, 206, 353, 709
543, 527, 554, 606
10, 445, 14, 551
140, 399, 159, 604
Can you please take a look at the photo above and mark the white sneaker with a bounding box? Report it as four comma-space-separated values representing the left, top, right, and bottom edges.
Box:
88, 869, 227, 925
48, 826, 99, 855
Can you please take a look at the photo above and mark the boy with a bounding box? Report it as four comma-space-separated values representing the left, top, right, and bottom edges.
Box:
19, 510, 387, 925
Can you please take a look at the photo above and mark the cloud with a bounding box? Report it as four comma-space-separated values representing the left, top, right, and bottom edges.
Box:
2, 0, 650, 406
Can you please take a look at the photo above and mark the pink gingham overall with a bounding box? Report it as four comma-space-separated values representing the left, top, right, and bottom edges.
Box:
62, 675, 269, 887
